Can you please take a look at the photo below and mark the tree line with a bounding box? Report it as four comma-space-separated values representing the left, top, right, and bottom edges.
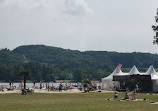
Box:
0, 45, 158, 82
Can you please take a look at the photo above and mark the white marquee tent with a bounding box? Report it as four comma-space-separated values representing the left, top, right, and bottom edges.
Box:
102, 65, 158, 91
102, 65, 125, 90
145, 65, 158, 92
129, 65, 140, 75
145, 65, 158, 80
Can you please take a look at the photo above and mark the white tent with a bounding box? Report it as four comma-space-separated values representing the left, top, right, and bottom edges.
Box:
102, 65, 158, 91
129, 65, 140, 75
114, 70, 129, 76
102, 65, 141, 90
146, 65, 158, 92
146, 65, 158, 80
102, 66, 122, 90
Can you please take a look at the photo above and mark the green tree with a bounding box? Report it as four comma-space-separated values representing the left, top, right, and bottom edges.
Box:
47, 74, 56, 82
152, 8, 158, 44
73, 68, 84, 82
20, 70, 30, 89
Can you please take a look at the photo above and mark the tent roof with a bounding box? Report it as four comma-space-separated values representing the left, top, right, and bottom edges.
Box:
129, 65, 140, 75
102, 66, 121, 79
102, 65, 158, 81
151, 74, 158, 80
114, 70, 129, 76
146, 65, 157, 75
146, 65, 158, 80
103, 66, 126, 80
103, 68, 117, 80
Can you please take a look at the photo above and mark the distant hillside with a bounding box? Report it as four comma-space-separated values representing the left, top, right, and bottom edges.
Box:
13, 45, 158, 68
13, 45, 98, 69
0, 48, 24, 64
0, 44, 158, 82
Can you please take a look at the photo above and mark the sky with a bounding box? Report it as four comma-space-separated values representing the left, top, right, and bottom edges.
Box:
0, 0, 158, 53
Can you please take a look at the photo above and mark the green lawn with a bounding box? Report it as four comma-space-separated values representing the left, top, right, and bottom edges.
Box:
0, 92, 158, 111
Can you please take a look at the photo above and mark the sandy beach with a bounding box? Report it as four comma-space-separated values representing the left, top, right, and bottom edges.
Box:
0, 88, 113, 94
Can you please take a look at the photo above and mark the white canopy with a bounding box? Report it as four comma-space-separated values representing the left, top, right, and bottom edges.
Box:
102, 68, 117, 80
102, 65, 158, 90
146, 65, 158, 80
129, 65, 140, 75
102, 65, 121, 90
102, 66, 125, 80
146, 65, 157, 75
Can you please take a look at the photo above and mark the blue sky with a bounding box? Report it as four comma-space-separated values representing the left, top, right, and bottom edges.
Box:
0, 0, 158, 53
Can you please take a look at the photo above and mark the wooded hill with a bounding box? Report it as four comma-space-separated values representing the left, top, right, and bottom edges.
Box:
0, 45, 158, 82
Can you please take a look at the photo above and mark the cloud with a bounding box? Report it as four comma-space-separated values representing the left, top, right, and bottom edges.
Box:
64, 0, 93, 16
0, 0, 48, 9
0, 0, 93, 16
0, 0, 86, 49
1, 0, 157, 53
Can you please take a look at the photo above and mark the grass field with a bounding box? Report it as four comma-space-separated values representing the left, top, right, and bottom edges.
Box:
0, 92, 158, 111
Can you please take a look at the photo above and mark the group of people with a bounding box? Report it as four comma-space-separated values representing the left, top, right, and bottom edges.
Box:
34, 81, 100, 92
0, 82, 16, 92
37, 82, 75, 92
0, 85, 7, 92
114, 91, 138, 100
83, 83, 98, 92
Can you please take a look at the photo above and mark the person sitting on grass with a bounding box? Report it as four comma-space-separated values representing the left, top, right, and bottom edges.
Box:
114, 92, 119, 100
124, 92, 129, 100
131, 91, 138, 100
22, 89, 27, 95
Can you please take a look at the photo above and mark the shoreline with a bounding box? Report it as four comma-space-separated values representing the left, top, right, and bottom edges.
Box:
0, 89, 114, 94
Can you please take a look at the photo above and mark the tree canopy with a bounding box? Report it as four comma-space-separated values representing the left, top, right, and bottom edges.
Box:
0, 45, 158, 82
152, 8, 158, 44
